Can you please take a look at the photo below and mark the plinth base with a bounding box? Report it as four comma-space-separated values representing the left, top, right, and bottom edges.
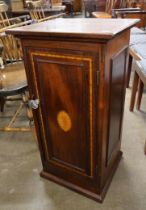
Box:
40, 151, 122, 203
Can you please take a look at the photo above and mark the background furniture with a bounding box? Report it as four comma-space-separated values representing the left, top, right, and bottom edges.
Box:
73, 0, 82, 12
129, 27, 146, 111
130, 59, 146, 111
62, 0, 74, 16
0, 1, 30, 28
92, 0, 119, 18
83, 0, 106, 17
12, 6, 65, 17
11, 0, 65, 17
0, 18, 34, 131
10, 0, 24, 11
127, 27, 146, 87
113, 8, 146, 28
8, 18, 138, 202
25, 0, 65, 22
127, 27, 146, 155
130, 59, 146, 155
91, 0, 146, 21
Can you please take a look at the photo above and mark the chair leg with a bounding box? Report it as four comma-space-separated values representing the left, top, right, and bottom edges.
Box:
145, 140, 146, 155
129, 71, 139, 111
136, 79, 144, 110
0, 96, 5, 112
31, 125, 38, 146
126, 54, 133, 88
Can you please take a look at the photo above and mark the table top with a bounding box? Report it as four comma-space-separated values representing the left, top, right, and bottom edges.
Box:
7, 18, 139, 40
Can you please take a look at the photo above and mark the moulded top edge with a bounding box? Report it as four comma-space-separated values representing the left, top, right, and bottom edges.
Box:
6, 18, 140, 40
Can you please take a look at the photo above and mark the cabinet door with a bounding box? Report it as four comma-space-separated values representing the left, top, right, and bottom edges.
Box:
26, 48, 98, 191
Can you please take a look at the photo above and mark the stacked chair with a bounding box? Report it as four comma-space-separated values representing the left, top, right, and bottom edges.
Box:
26, 0, 65, 22
0, 1, 65, 134
112, 1, 146, 29
92, 0, 119, 18
0, 1, 30, 28
90, 0, 144, 19
83, 0, 122, 18
83, 0, 105, 18
0, 2, 34, 132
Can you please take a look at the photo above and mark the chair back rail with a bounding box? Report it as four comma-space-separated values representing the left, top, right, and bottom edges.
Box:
26, 0, 45, 20
0, 19, 33, 63
105, 0, 126, 14
0, 34, 22, 62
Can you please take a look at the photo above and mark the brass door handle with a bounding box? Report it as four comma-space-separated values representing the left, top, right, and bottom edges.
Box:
28, 99, 39, 110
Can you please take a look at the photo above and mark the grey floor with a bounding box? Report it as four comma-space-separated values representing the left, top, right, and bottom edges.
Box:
0, 73, 146, 210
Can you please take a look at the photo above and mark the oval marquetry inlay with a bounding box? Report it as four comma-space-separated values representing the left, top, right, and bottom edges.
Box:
57, 111, 72, 132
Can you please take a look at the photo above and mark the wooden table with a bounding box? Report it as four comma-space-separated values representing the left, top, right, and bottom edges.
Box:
7, 18, 138, 202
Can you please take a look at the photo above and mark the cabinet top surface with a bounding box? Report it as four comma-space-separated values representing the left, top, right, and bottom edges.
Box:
7, 18, 139, 40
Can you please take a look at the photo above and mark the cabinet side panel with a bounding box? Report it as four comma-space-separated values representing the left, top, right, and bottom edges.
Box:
106, 49, 127, 163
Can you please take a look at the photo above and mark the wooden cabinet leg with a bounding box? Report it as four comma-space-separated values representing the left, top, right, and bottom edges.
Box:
126, 54, 133, 88
129, 71, 139, 111
136, 79, 144, 110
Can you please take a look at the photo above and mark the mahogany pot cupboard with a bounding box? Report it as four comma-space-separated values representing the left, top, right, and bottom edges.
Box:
7, 18, 138, 202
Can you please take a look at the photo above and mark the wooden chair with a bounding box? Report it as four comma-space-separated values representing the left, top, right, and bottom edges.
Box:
127, 27, 146, 88
128, 27, 146, 155
129, 28, 146, 109
0, 1, 9, 25
129, 59, 146, 111
83, 0, 104, 18
92, 0, 143, 18
26, 0, 65, 22
26, 0, 45, 20
0, 1, 30, 28
112, 0, 144, 9
129, 59, 146, 155
92, 0, 119, 18
0, 20, 34, 131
